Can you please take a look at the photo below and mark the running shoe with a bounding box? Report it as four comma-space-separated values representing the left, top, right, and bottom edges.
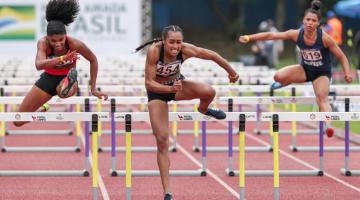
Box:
41, 103, 50, 112
59, 68, 77, 97
164, 193, 173, 200
270, 82, 287, 90
201, 107, 226, 120
325, 124, 334, 138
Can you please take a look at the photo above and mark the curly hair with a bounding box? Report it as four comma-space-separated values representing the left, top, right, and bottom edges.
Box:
46, 0, 80, 35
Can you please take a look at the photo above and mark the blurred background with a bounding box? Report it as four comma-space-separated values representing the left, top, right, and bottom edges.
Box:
152, 0, 359, 72
0, 0, 359, 73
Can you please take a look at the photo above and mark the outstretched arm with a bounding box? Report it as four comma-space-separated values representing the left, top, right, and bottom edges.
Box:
182, 43, 239, 83
75, 39, 108, 99
239, 29, 298, 44
323, 33, 352, 83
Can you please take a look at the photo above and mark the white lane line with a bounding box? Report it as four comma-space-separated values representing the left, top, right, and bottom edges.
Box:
170, 137, 240, 199
223, 121, 360, 193
133, 107, 240, 199
79, 126, 110, 200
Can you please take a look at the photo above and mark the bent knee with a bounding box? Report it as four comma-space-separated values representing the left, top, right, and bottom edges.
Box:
13, 122, 23, 127
273, 73, 284, 83
201, 86, 216, 99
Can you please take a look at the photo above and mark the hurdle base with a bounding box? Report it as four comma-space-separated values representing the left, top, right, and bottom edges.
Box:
102, 129, 152, 135
230, 169, 322, 176
2, 146, 81, 152
225, 168, 235, 176
0, 169, 89, 176
290, 145, 360, 152
257, 129, 319, 135
6, 130, 73, 135
113, 169, 206, 176
100, 146, 179, 152
341, 168, 357, 176
197, 146, 273, 152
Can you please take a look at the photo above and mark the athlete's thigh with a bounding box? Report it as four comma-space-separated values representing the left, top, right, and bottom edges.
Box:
175, 80, 214, 101
312, 76, 330, 98
17, 85, 52, 112
148, 100, 169, 135
276, 64, 307, 83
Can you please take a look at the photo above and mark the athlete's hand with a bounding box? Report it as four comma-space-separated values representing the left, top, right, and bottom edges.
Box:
64, 50, 80, 62
172, 80, 182, 92
239, 35, 251, 44
228, 73, 239, 83
91, 89, 108, 100
344, 74, 352, 83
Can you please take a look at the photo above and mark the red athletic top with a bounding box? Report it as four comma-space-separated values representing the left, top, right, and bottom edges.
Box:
44, 37, 76, 76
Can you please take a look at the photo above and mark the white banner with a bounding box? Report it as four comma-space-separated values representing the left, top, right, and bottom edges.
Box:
0, 0, 142, 55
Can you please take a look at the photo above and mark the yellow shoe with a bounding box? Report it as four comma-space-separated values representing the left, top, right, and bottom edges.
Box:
41, 103, 50, 112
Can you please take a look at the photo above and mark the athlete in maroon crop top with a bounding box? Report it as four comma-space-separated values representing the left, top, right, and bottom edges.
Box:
135, 25, 239, 200
14, 0, 107, 127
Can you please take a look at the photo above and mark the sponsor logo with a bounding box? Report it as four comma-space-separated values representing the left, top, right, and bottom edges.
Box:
98, 114, 109, 120
202, 115, 212, 120
56, 114, 64, 120
351, 113, 359, 120
309, 113, 316, 120
262, 115, 272, 119
246, 114, 256, 119
271, 98, 283, 103
257, 98, 262, 104
290, 98, 297, 103
15, 113, 21, 120
115, 115, 125, 119
324, 115, 340, 121
31, 115, 46, 122
178, 115, 193, 121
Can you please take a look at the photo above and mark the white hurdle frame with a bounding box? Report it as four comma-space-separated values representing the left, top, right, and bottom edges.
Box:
238, 111, 360, 200
220, 96, 360, 152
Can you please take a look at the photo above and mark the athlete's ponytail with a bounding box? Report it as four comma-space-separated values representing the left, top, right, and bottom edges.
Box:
46, 0, 80, 35
134, 38, 162, 53
134, 25, 183, 52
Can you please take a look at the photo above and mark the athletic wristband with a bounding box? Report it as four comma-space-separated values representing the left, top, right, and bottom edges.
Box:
243, 35, 250, 43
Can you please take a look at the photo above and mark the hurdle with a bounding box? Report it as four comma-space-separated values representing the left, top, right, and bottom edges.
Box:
110, 112, 253, 179
0, 96, 103, 153
0, 88, 73, 136
220, 96, 360, 152
228, 109, 327, 180
341, 98, 360, 176
237, 111, 360, 200
0, 112, 105, 177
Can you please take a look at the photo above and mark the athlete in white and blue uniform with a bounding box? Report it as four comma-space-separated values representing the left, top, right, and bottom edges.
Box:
239, 0, 352, 138
135, 25, 239, 200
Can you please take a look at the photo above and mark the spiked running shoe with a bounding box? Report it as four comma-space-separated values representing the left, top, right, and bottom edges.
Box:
41, 103, 50, 112
164, 193, 173, 200
270, 82, 287, 90
325, 124, 334, 138
201, 107, 226, 120
60, 68, 77, 97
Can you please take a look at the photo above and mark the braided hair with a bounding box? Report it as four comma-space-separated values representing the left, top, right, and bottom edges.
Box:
46, 0, 79, 35
134, 25, 183, 52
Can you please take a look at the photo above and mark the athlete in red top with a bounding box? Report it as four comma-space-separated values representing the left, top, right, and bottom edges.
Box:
14, 0, 107, 127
